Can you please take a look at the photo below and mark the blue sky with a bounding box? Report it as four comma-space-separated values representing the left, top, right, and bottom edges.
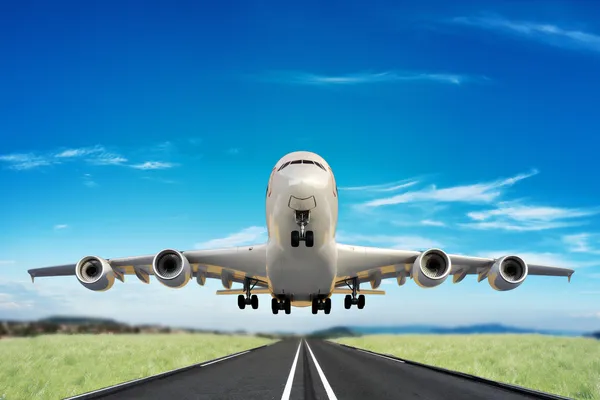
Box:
1, 0, 600, 333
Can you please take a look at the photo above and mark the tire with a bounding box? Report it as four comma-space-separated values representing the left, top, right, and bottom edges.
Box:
324, 298, 331, 314
311, 299, 318, 314
357, 294, 365, 309
305, 230, 314, 247
291, 231, 300, 247
285, 299, 291, 314
251, 294, 259, 310
238, 295, 246, 310
271, 298, 279, 314
344, 295, 351, 309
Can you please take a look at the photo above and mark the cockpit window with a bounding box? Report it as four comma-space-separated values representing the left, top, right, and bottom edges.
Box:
278, 159, 326, 171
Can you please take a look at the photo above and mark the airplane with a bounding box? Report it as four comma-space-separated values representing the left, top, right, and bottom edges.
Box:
28, 151, 575, 315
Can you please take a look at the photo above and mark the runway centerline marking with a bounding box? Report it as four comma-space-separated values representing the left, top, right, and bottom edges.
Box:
281, 340, 302, 400
304, 340, 338, 400
355, 348, 405, 363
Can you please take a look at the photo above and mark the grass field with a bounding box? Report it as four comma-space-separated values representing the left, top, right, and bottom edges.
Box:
333, 334, 600, 400
0, 334, 275, 400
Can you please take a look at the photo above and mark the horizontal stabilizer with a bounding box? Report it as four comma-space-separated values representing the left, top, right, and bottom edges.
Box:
333, 289, 386, 295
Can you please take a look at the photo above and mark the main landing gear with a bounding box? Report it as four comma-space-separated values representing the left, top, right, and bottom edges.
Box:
343, 277, 365, 310
237, 278, 260, 310
271, 297, 292, 315
311, 296, 332, 314
291, 210, 314, 247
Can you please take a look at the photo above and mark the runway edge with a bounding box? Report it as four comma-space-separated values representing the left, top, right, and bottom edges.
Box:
62, 343, 273, 400
331, 341, 573, 400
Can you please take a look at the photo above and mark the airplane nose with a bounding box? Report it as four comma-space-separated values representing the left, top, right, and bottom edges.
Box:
283, 168, 330, 199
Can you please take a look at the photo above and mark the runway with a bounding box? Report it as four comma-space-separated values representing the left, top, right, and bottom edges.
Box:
72, 339, 569, 400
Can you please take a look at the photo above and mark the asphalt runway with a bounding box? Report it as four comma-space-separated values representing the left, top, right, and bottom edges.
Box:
85, 339, 562, 400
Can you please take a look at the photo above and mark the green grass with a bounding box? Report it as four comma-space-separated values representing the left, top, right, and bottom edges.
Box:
333, 334, 600, 400
0, 334, 276, 400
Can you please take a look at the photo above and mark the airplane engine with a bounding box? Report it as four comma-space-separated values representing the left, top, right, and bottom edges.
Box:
412, 248, 451, 288
152, 249, 192, 288
488, 256, 528, 291
75, 256, 115, 291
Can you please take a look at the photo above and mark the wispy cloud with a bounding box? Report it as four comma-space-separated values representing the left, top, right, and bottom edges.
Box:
462, 203, 598, 231
53, 224, 68, 230
0, 153, 56, 170
451, 14, 600, 53
194, 226, 267, 250
265, 71, 489, 86
360, 169, 538, 208
0, 260, 15, 266
130, 161, 176, 170
336, 232, 442, 250
83, 173, 97, 187
421, 219, 446, 227
571, 311, 600, 319
54, 145, 104, 158
88, 152, 128, 166
563, 233, 600, 254
339, 179, 419, 192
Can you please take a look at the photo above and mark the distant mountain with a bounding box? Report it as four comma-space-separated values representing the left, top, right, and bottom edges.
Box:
584, 331, 600, 340
39, 316, 122, 326
310, 323, 584, 338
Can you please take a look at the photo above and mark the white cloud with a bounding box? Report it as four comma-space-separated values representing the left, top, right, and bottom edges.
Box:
194, 226, 268, 249
266, 71, 489, 86
451, 15, 600, 53
54, 224, 68, 230
421, 219, 446, 227
339, 179, 419, 192
83, 173, 98, 187
0, 260, 15, 265
336, 232, 442, 249
88, 152, 128, 165
130, 161, 176, 170
0, 153, 56, 170
563, 233, 600, 254
54, 145, 104, 158
462, 204, 597, 231
361, 169, 538, 208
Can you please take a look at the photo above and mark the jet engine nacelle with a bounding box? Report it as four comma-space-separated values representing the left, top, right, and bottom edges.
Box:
411, 248, 451, 288
152, 249, 192, 288
488, 255, 528, 291
75, 256, 115, 291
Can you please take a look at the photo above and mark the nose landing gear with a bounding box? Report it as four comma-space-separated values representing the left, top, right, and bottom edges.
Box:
291, 210, 314, 247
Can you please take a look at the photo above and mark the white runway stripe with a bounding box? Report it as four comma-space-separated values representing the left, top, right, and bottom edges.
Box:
304, 340, 338, 400
280, 340, 302, 400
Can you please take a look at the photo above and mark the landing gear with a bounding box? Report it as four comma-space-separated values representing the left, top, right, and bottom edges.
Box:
311, 296, 332, 314
291, 210, 314, 247
342, 278, 366, 309
271, 296, 292, 314
238, 278, 260, 310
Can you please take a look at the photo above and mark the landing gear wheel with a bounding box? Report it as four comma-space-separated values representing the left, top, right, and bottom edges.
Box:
291, 231, 300, 247
238, 295, 246, 310
344, 295, 351, 310
305, 230, 314, 247
311, 298, 318, 314
324, 298, 331, 314
251, 295, 259, 310
271, 298, 279, 314
357, 294, 365, 309
284, 298, 291, 314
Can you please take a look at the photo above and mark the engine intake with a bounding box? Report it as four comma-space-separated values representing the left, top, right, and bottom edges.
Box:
153, 249, 191, 288
412, 248, 451, 288
75, 256, 115, 291
488, 255, 528, 291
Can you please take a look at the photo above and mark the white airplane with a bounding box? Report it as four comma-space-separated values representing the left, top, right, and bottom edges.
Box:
28, 151, 574, 315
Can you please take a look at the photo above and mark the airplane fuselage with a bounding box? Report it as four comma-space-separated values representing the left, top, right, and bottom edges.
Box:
265, 151, 339, 307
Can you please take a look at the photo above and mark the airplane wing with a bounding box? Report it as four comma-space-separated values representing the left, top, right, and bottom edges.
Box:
27, 244, 269, 290
335, 243, 574, 289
